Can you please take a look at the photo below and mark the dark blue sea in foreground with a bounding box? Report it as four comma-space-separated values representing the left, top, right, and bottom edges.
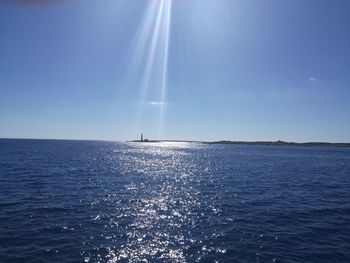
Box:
1, 139, 350, 262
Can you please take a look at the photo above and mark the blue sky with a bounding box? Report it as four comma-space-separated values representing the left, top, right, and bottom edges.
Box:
0, 0, 349, 142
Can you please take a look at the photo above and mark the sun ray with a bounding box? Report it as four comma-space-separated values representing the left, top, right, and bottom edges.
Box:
121, 0, 172, 139
158, 0, 172, 138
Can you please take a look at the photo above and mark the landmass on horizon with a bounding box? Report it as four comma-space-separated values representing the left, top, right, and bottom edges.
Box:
130, 140, 350, 147
129, 135, 350, 147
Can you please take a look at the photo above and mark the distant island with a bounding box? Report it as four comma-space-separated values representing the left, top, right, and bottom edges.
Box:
129, 135, 350, 147
206, 140, 350, 147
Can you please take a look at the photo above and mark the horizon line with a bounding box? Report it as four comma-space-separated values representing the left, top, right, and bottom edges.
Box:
1, 137, 349, 145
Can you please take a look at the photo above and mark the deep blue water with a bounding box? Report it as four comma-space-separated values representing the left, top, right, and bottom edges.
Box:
0, 139, 350, 263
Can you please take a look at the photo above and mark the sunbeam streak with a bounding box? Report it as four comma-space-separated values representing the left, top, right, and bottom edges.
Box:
159, 0, 172, 137
122, 0, 172, 139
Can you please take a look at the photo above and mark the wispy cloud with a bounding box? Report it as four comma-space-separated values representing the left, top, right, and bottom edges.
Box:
308, 77, 317, 82
149, 101, 165, 106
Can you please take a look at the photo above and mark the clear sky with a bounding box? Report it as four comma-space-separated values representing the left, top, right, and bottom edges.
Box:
1, 0, 349, 142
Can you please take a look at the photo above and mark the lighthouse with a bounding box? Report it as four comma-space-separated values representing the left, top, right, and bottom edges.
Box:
141, 133, 144, 142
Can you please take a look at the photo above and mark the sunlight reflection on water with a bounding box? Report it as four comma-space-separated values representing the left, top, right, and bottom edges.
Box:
84, 142, 218, 263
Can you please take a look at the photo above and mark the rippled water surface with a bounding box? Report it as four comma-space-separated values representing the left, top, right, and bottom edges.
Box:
1, 139, 350, 262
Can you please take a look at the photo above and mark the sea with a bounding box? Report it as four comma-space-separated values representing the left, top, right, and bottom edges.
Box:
0, 139, 350, 263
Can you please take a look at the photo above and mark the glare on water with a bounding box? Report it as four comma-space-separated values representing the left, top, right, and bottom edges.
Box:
83, 142, 219, 263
